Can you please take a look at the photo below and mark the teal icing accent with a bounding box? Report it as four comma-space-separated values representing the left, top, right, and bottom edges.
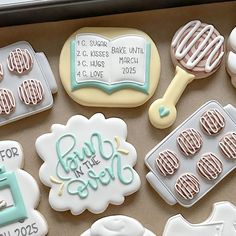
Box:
70, 40, 77, 92
70, 40, 151, 94
66, 154, 134, 199
159, 105, 170, 118
0, 165, 27, 227
55, 132, 135, 199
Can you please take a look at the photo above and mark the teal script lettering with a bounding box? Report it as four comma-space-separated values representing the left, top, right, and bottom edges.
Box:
55, 132, 134, 199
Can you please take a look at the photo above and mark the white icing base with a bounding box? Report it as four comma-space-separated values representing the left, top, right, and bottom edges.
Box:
163, 201, 236, 236
36, 113, 141, 215
80, 215, 156, 236
0, 141, 48, 236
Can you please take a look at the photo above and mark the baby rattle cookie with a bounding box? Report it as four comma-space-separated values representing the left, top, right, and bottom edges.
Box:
227, 27, 236, 87
0, 141, 48, 236
35, 113, 141, 215
163, 201, 236, 236
81, 215, 156, 236
149, 20, 224, 129
59, 27, 160, 107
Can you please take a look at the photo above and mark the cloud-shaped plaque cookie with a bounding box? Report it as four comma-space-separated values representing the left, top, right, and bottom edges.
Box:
227, 27, 236, 87
35, 113, 141, 215
81, 215, 156, 236
0, 141, 48, 236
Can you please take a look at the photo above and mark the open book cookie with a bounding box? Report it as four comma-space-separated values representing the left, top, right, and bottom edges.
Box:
59, 27, 160, 107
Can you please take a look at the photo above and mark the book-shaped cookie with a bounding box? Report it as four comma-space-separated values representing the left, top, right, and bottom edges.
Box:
59, 27, 160, 107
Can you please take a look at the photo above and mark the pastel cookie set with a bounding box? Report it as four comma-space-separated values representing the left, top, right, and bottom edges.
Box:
146, 100, 236, 207
1, 17, 236, 236
0, 41, 57, 126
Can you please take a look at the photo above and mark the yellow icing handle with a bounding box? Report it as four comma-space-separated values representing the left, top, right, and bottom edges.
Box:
149, 66, 195, 129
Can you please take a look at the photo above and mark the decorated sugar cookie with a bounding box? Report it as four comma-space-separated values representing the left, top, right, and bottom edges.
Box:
81, 215, 156, 236
0, 141, 48, 236
36, 113, 141, 214
59, 27, 160, 107
163, 201, 236, 236
0, 41, 57, 126
146, 100, 236, 207
149, 20, 224, 129
227, 27, 236, 87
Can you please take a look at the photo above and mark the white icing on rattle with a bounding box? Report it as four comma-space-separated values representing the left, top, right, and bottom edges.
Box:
18, 79, 44, 105
7, 48, 33, 74
177, 128, 203, 156
0, 88, 15, 115
197, 153, 223, 180
175, 173, 200, 200
81, 215, 156, 236
227, 27, 236, 87
172, 20, 224, 73
156, 150, 179, 176
219, 132, 236, 159
200, 109, 225, 135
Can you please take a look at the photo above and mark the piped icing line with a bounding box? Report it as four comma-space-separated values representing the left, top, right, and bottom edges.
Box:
200, 109, 225, 135
0, 88, 16, 115
0, 63, 4, 81
7, 48, 33, 74
115, 136, 129, 155
50, 176, 65, 196
219, 132, 236, 159
197, 153, 223, 180
172, 20, 224, 72
18, 79, 44, 105
177, 128, 203, 156
175, 173, 200, 200
156, 150, 179, 176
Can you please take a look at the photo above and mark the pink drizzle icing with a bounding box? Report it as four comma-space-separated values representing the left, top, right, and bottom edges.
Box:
200, 109, 225, 135
219, 132, 236, 159
0, 63, 4, 81
18, 79, 44, 105
197, 153, 223, 180
175, 173, 200, 200
172, 20, 224, 73
0, 88, 15, 115
156, 150, 179, 176
177, 128, 203, 156
7, 48, 33, 74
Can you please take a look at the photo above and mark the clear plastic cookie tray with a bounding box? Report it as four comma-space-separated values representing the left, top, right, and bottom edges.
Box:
0, 41, 57, 126
145, 100, 236, 207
